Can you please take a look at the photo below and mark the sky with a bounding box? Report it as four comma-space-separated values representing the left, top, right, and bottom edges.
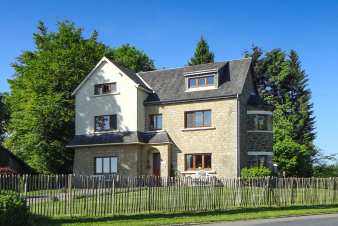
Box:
1, 0, 337, 156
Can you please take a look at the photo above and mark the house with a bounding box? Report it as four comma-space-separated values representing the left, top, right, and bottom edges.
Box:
68, 56, 273, 178
0, 147, 34, 174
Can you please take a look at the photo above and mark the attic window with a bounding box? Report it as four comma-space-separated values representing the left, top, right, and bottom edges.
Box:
94, 83, 116, 95
188, 74, 215, 89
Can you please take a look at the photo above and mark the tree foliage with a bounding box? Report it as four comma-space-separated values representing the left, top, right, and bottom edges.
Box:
188, 36, 214, 65
241, 166, 272, 178
0, 94, 8, 143
313, 163, 338, 177
245, 47, 316, 176
108, 44, 154, 72
5, 21, 154, 173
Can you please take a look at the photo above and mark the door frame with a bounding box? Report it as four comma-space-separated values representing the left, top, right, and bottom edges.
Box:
152, 152, 161, 176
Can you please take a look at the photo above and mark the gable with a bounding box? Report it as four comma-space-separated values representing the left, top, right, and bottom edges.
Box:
72, 57, 151, 96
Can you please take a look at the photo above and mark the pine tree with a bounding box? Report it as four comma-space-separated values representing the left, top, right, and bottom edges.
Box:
188, 36, 214, 65
245, 47, 316, 176
287, 50, 316, 149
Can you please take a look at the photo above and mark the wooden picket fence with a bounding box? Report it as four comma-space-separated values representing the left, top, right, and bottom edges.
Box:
1, 174, 338, 217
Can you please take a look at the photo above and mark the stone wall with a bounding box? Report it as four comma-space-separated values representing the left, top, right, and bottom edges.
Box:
247, 132, 273, 152
73, 144, 171, 177
145, 98, 239, 177
73, 144, 142, 176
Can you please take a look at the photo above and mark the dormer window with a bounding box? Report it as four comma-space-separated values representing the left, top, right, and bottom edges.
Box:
94, 83, 116, 95
187, 74, 215, 89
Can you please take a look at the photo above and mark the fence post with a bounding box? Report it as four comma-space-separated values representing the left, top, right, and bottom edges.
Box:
268, 177, 273, 207
68, 174, 72, 216
24, 174, 28, 194
334, 178, 337, 204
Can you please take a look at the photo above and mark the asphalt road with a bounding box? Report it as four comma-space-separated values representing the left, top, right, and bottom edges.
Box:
197, 214, 338, 226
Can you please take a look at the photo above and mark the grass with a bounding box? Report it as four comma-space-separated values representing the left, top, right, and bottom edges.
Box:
28, 186, 337, 217
31, 205, 338, 226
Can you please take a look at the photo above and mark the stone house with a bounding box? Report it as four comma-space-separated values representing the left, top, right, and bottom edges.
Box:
68, 56, 273, 178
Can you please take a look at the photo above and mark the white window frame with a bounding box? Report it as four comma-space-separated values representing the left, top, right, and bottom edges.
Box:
95, 156, 118, 174
185, 73, 217, 92
247, 111, 273, 132
247, 110, 272, 115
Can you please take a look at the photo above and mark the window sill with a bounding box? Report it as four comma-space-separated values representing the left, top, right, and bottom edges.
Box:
181, 170, 216, 174
185, 87, 217, 92
247, 130, 273, 133
248, 151, 273, 156
181, 127, 216, 132
144, 130, 165, 133
93, 130, 116, 134
92, 92, 120, 97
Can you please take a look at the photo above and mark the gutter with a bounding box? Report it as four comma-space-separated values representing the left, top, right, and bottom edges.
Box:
236, 93, 241, 177
144, 94, 238, 106
66, 141, 172, 148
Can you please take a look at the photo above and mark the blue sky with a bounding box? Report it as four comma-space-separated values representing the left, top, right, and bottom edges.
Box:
1, 0, 337, 156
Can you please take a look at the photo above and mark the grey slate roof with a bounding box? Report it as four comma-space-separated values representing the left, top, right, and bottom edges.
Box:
67, 131, 170, 147
0, 147, 35, 173
138, 58, 252, 104
112, 62, 152, 92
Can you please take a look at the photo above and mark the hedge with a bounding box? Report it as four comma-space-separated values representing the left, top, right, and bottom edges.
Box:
0, 192, 30, 226
241, 166, 272, 178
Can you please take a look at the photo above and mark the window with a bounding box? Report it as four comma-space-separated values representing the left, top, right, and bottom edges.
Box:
185, 110, 211, 128
149, 114, 162, 131
185, 154, 212, 170
188, 75, 215, 89
248, 114, 272, 131
94, 83, 116, 95
95, 157, 118, 174
95, 115, 117, 132
248, 155, 268, 167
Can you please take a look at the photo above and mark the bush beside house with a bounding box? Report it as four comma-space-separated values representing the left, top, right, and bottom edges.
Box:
241, 166, 272, 178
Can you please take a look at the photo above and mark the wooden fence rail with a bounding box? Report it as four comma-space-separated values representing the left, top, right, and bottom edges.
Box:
1, 174, 338, 217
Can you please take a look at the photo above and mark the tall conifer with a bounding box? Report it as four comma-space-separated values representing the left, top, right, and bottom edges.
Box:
245, 47, 316, 176
188, 37, 214, 65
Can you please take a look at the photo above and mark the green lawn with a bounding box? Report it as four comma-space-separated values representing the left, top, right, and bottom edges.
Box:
31, 205, 338, 226
28, 186, 338, 217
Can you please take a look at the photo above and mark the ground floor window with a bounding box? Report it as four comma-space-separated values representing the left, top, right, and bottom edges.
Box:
248, 155, 268, 167
95, 157, 118, 174
185, 153, 211, 171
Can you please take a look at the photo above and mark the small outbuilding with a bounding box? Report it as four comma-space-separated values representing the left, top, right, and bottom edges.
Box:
0, 147, 34, 174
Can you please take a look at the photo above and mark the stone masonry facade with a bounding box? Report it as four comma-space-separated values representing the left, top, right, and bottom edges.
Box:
145, 98, 239, 178
73, 144, 171, 177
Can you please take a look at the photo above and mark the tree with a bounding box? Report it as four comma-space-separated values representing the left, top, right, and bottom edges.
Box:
0, 93, 8, 143
313, 163, 338, 177
108, 44, 154, 72
188, 36, 214, 65
5, 21, 154, 173
245, 47, 316, 176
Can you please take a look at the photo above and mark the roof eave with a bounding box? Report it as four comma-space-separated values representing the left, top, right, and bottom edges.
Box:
144, 94, 238, 106
66, 141, 172, 148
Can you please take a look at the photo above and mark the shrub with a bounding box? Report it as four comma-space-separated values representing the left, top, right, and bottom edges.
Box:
241, 166, 272, 178
0, 192, 30, 226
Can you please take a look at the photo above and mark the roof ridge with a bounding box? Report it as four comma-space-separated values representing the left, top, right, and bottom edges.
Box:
139, 57, 252, 74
